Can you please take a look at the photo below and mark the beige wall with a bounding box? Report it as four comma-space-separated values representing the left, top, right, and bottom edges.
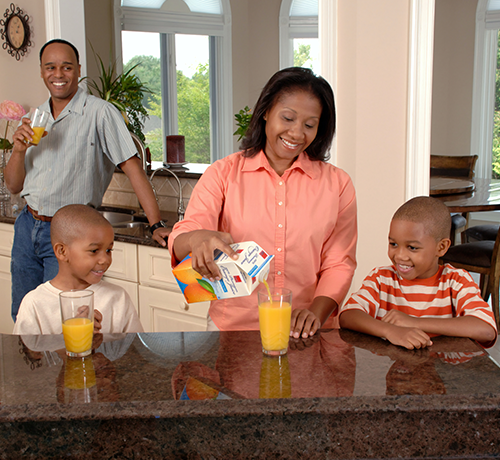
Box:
231, 0, 281, 150
84, 0, 115, 84
336, 0, 411, 293
431, 0, 478, 157
0, 0, 48, 113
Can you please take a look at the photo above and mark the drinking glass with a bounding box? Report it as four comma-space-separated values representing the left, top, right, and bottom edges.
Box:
60, 290, 94, 358
29, 108, 50, 145
257, 287, 292, 356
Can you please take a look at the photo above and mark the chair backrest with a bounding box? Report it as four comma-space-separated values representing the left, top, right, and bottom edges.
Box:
430, 155, 478, 179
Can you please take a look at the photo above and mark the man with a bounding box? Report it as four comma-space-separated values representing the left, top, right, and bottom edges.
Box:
6, 39, 169, 321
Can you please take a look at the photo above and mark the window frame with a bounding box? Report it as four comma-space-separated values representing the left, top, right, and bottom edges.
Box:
113, 0, 233, 163
279, 0, 319, 70
471, 0, 498, 180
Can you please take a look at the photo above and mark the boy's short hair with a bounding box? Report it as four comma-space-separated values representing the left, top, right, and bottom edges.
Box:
51, 205, 112, 246
392, 196, 451, 241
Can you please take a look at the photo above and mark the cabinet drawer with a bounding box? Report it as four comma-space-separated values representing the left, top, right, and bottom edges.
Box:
103, 276, 139, 313
0, 270, 13, 334
138, 285, 209, 333
0, 223, 14, 257
106, 241, 138, 282
138, 245, 179, 290
0, 255, 10, 275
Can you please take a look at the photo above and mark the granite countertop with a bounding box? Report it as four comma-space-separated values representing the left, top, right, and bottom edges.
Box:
0, 208, 178, 248
2, 329, 500, 459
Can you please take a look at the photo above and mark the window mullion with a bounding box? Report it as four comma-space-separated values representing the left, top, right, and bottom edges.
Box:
160, 33, 178, 163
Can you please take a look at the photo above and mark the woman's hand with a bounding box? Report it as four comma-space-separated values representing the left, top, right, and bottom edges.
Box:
185, 230, 238, 280
290, 308, 321, 339
289, 296, 338, 339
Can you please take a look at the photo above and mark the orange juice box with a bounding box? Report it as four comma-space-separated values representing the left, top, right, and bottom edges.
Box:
172, 241, 274, 303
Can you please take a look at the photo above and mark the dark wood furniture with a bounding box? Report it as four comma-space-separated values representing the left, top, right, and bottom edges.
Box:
430, 155, 479, 244
441, 225, 500, 328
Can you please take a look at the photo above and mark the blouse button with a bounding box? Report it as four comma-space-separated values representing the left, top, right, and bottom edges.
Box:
278, 224, 283, 228
277, 271, 282, 275
277, 248, 282, 252
279, 181, 283, 186
278, 201, 283, 206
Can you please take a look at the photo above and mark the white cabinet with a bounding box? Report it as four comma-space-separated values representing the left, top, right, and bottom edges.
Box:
103, 240, 139, 312
139, 285, 209, 332
138, 245, 209, 333
0, 223, 14, 334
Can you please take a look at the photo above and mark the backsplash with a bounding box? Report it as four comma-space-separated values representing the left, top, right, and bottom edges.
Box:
102, 171, 199, 213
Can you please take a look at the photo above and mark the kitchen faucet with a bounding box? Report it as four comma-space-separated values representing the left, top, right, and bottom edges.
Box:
131, 133, 185, 222
150, 167, 185, 222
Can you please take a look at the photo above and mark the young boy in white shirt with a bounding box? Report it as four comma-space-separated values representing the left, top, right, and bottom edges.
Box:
13, 204, 143, 335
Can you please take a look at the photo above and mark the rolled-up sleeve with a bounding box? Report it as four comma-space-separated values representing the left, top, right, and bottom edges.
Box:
314, 173, 357, 309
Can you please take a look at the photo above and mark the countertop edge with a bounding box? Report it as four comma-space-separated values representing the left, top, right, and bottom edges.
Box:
2, 393, 500, 424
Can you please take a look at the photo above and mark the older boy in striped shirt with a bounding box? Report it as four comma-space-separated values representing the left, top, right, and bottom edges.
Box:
340, 196, 497, 349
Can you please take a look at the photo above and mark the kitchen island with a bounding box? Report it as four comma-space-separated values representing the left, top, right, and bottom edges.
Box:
2, 329, 500, 459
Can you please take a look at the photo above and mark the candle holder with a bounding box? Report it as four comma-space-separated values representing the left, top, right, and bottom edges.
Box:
164, 135, 188, 171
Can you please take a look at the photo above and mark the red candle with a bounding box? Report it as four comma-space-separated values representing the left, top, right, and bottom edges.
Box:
167, 135, 185, 164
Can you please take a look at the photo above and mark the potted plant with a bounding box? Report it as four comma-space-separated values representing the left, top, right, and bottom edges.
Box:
84, 53, 151, 143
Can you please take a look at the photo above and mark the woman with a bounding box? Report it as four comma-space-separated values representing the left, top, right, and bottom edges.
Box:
168, 67, 357, 337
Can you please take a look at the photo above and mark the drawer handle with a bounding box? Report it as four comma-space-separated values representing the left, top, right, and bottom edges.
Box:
181, 302, 189, 311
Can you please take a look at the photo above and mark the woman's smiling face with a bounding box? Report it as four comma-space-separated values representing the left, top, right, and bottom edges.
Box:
264, 90, 322, 175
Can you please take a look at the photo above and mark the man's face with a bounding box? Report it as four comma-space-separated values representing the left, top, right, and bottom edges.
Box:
40, 43, 81, 103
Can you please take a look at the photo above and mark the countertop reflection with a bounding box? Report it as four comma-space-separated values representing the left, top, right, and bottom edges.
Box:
3, 330, 500, 459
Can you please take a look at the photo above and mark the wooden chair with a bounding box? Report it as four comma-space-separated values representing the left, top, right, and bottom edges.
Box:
440, 224, 500, 328
430, 154, 478, 244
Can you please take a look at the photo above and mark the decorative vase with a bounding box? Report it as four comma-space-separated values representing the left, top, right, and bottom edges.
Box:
0, 149, 12, 216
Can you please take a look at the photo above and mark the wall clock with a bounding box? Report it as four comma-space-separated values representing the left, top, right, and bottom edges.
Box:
0, 3, 32, 61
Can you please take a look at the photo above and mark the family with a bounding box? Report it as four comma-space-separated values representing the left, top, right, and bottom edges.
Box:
8, 39, 498, 349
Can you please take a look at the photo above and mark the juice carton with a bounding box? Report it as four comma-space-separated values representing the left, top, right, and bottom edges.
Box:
172, 241, 274, 303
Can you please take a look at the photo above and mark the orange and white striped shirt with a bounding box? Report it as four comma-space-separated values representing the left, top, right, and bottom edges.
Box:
341, 264, 497, 333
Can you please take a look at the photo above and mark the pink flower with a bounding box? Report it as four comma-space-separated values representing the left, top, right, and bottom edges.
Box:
0, 100, 26, 122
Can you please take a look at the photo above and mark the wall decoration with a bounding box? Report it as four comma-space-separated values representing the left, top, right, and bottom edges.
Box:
0, 3, 32, 60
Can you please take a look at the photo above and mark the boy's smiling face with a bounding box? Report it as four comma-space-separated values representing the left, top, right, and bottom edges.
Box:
63, 224, 114, 289
388, 219, 450, 281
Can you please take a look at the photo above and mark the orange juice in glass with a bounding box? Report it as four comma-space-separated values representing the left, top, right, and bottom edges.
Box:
60, 290, 94, 357
29, 108, 49, 145
258, 287, 292, 356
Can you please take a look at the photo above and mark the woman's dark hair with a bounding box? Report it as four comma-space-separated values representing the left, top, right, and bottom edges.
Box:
40, 39, 80, 64
240, 67, 335, 161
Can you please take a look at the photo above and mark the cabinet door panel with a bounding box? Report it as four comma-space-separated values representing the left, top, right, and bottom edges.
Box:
106, 241, 138, 282
138, 245, 179, 290
103, 276, 139, 313
0, 270, 13, 334
0, 223, 14, 257
139, 285, 209, 333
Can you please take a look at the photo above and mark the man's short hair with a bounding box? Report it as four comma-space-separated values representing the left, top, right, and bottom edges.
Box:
51, 205, 111, 246
40, 39, 80, 64
392, 196, 452, 241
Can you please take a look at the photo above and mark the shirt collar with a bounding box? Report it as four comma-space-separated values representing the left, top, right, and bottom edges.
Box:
242, 150, 318, 179
46, 85, 87, 121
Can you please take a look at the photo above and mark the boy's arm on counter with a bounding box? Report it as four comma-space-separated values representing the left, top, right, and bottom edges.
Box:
339, 309, 433, 350
381, 310, 497, 345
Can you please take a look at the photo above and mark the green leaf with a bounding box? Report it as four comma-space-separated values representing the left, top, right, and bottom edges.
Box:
197, 279, 215, 295
0, 139, 13, 150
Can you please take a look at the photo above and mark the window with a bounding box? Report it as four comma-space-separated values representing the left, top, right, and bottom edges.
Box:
279, 0, 320, 74
471, 0, 499, 179
114, 0, 232, 164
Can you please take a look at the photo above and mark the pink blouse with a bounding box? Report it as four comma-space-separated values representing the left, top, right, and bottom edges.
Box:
168, 151, 357, 331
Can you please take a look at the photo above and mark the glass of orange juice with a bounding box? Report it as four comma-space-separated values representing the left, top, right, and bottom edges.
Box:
29, 108, 50, 145
60, 290, 94, 358
257, 287, 292, 356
